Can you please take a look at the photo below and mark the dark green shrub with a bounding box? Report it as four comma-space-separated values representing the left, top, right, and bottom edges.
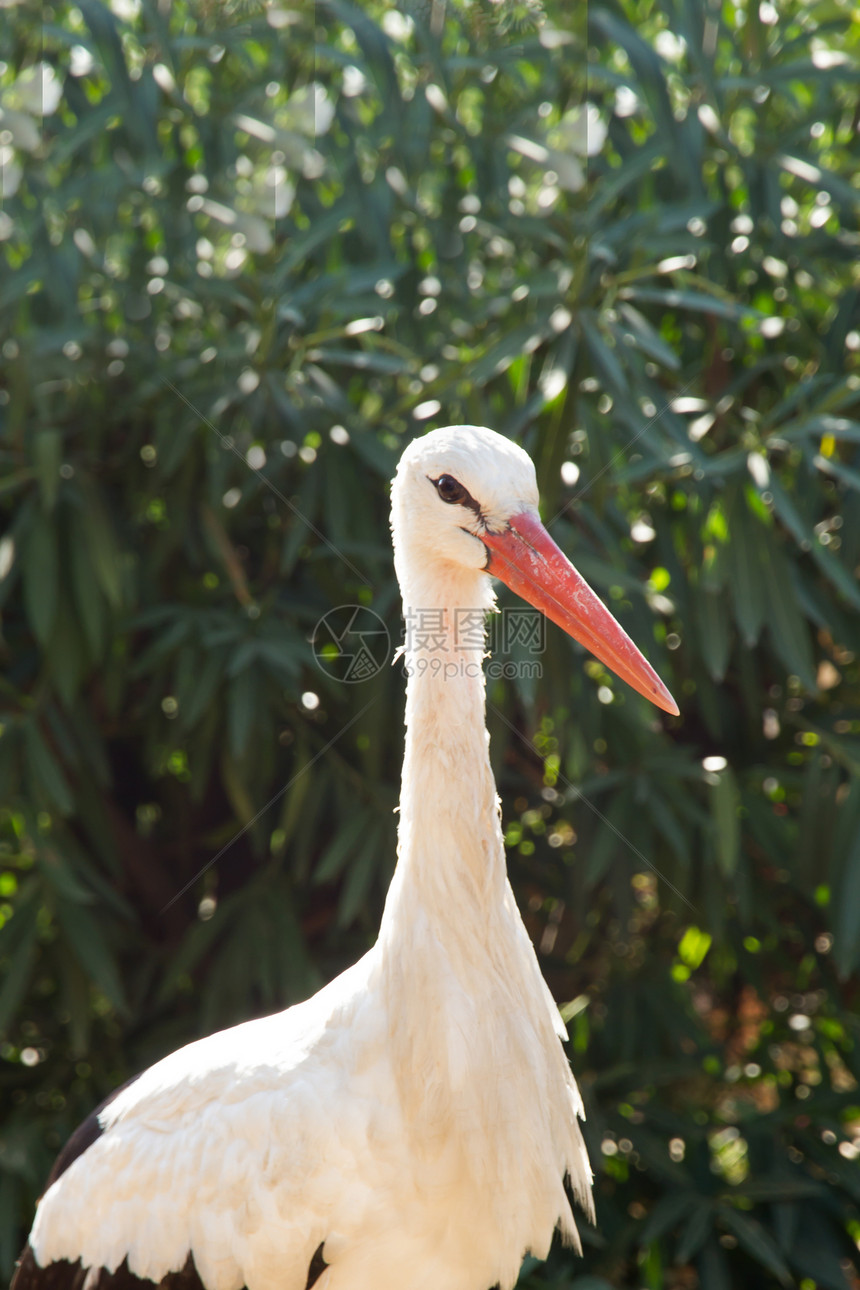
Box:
0, 1, 858, 1284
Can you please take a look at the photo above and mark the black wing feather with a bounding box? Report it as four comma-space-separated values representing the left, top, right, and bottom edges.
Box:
12, 1072, 327, 1290
10, 1251, 206, 1290
44, 1075, 142, 1191
12, 1247, 326, 1290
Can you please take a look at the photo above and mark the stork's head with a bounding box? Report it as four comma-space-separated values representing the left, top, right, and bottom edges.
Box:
392, 424, 678, 716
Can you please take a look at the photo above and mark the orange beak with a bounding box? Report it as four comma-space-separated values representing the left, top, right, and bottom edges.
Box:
482, 512, 679, 716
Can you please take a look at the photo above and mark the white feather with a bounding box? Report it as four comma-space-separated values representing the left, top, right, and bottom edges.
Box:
30, 425, 593, 1290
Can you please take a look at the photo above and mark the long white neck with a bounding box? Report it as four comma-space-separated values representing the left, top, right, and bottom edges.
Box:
378, 556, 506, 950
369, 466, 592, 1257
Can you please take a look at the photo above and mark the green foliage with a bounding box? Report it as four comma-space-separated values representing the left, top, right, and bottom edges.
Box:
1, 0, 859, 1285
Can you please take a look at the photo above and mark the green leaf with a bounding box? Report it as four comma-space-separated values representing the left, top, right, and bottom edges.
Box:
726, 494, 768, 649
678, 925, 712, 969
281, 470, 322, 576
776, 152, 860, 212
22, 519, 58, 647
345, 427, 397, 480
156, 903, 231, 1006
833, 827, 860, 979
337, 822, 385, 927
55, 898, 126, 1014
132, 614, 192, 676
469, 324, 548, 385
790, 1209, 860, 1290
39, 847, 96, 905
814, 451, 860, 493
24, 722, 74, 815
0, 912, 38, 1034
616, 304, 681, 371
56, 943, 94, 1056
177, 649, 223, 731
767, 475, 809, 548
32, 431, 62, 511
276, 199, 357, 277
79, 482, 122, 609
676, 1201, 713, 1263
45, 592, 89, 707
696, 587, 731, 682
710, 767, 740, 879
583, 786, 633, 888
718, 1208, 792, 1285
646, 791, 689, 868
70, 514, 107, 661
696, 1240, 732, 1290
0, 1171, 25, 1276
221, 752, 256, 832
315, 809, 374, 884
620, 285, 759, 321
227, 666, 258, 760
760, 532, 818, 692
582, 321, 628, 398
809, 538, 860, 611
638, 1189, 696, 1245
735, 1175, 824, 1203
768, 476, 860, 609
587, 140, 665, 218
312, 347, 412, 375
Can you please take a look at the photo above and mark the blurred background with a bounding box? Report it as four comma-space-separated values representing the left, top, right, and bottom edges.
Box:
1, 0, 859, 1285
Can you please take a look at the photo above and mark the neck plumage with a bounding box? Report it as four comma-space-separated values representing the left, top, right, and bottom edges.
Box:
378, 558, 507, 948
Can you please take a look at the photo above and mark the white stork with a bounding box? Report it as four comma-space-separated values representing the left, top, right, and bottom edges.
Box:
14, 425, 677, 1290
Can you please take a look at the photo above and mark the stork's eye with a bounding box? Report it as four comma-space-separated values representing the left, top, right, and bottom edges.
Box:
433, 474, 468, 505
